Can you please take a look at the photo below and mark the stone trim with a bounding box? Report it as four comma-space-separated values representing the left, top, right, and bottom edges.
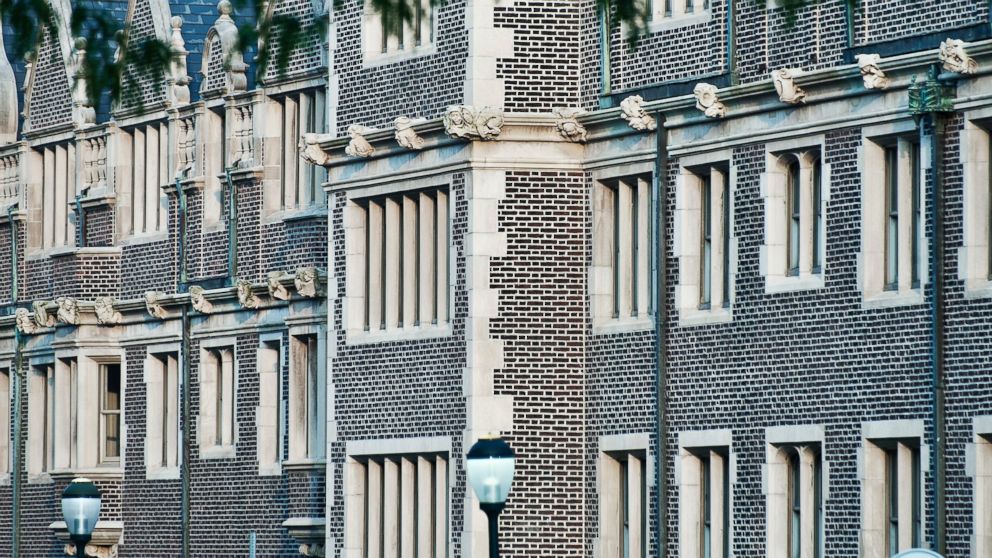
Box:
678, 429, 734, 558
958, 109, 992, 298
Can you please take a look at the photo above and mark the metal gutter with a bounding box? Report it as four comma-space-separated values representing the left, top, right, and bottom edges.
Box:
175, 176, 191, 558
653, 112, 669, 558
12, 327, 23, 558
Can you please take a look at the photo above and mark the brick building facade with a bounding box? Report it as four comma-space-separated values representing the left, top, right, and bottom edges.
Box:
0, 0, 991, 557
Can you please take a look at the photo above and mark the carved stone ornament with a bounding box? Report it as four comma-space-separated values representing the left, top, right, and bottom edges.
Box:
200, 0, 247, 96
15, 308, 37, 334
56, 297, 79, 325
771, 68, 807, 104
189, 286, 213, 314
268, 271, 292, 301
553, 108, 588, 142
692, 83, 726, 118
394, 116, 425, 150
294, 267, 320, 298
300, 133, 334, 166
70, 37, 96, 128
169, 16, 192, 106
237, 278, 261, 309
939, 38, 978, 75
145, 291, 169, 319
344, 125, 376, 158
33, 300, 55, 328
619, 95, 657, 131
94, 297, 123, 325
64, 542, 118, 558
298, 543, 325, 557
443, 105, 505, 141
855, 53, 890, 90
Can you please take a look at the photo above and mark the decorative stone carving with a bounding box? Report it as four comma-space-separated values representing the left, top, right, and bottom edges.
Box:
82, 135, 108, 190
553, 108, 588, 142
189, 286, 213, 314
268, 271, 292, 301
64, 542, 118, 558
294, 267, 320, 298
344, 125, 375, 158
298, 543, 325, 557
692, 83, 726, 118
176, 117, 195, 178
33, 301, 55, 328
169, 16, 191, 106
200, 0, 248, 96
94, 297, 123, 325
56, 297, 79, 325
443, 105, 504, 141
70, 38, 96, 128
15, 308, 37, 334
855, 54, 890, 90
300, 133, 334, 166
145, 291, 169, 319
237, 279, 261, 309
619, 95, 657, 131
394, 116, 425, 150
939, 38, 977, 75
771, 68, 806, 104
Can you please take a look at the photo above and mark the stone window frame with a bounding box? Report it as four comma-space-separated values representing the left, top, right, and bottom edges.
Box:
859, 121, 928, 309
144, 344, 181, 480
286, 323, 327, 465
98, 360, 123, 466
597, 433, 653, 558
675, 149, 737, 327
858, 419, 928, 558
764, 425, 827, 558
256, 332, 283, 476
632, 0, 712, 33
344, 437, 452, 558
262, 85, 329, 220
969, 416, 992, 558
361, 0, 437, 67
198, 337, 238, 460
591, 162, 655, 335
344, 174, 454, 345
25, 140, 77, 254
957, 108, 992, 298
117, 119, 170, 242
677, 429, 734, 558
0, 360, 10, 484
27, 356, 55, 482
761, 136, 831, 294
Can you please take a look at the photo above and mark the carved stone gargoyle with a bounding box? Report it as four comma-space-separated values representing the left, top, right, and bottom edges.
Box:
189, 286, 213, 314
443, 105, 504, 141
771, 68, 807, 104
294, 267, 321, 298
237, 279, 261, 309
268, 271, 292, 301
855, 54, 890, 90
553, 108, 588, 142
939, 38, 978, 74
145, 291, 169, 319
94, 297, 123, 325
56, 297, 79, 325
619, 95, 657, 131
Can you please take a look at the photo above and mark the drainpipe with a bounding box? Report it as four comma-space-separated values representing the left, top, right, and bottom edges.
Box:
727, 0, 737, 85
176, 178, 189, 288
910, 66, 952, 555
599, 5, 612, 107
74, 193, 86, 248
653, 112, 669, 558
11, 326, 23, 558
175, 175, 191, 557
225, 167, 238, 285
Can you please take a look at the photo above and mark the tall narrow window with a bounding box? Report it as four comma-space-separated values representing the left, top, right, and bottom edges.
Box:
910, 143, 921, 288
788, 160, 801, 276
126, 122, 169, 236
366, 0, 434, 59
100, 363, 122, 463
35, 142, 76, 250
593, 174, 651, 324
147, 352, 179, 474
863, 434, 923, 558
768, 444, 822, 558
812, 159, 822, 273
681, 446, 730, 558
603, 450, 646, 558
355, 187, 449, 334
200, 346, 235, 453
290, 334, 322, 460
700, 174, 713, 309
721, 183, 731, 308
28, 363, 54, 474
279, 90, 327, 211
884, 145, 899, 290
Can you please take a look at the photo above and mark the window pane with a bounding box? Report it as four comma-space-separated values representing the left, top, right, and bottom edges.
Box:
788, 161, 801, 275
885, 146, 899, 290
911, 143, 921, 288
812, 159, 822, 273
102, 364, 121, 459
700, 175, 712, 308
789, 451, 800, 558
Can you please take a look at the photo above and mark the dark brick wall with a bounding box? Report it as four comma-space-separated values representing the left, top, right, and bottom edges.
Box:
0, 219, 25, 304
851, 0, 988, 45
84, 204, 115, 248
327, 174, 469, 558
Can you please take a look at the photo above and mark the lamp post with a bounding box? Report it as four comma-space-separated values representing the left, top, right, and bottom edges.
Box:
466, 436, 516, 558
61, 478, 102, 558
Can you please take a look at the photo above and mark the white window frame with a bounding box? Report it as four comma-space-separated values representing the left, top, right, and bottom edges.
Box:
761, 137, 830, 293
198, 339, 237, 459
26, 141, 77, 253
344, 437, 452, 558
859, 122, 927, 308
119, 121, 170, 240
288, 325, 326, 463
0, 364, 10, 483
98, 361, 122, 465
27, 358, 54, 481
345, 178, 453, 345
201, 103, 226, 230
678, 429, 733, 558
675, 150, 736, 327
257, 333, 282, 475
958, 110, 992, 297
362, 0, 437, 66
145, 346, 180, 480
971, 416, 992, 558
591, 164, 654, 334
859, 419, 927, 558
764, 425, 826, 558
597, 433, 653, 558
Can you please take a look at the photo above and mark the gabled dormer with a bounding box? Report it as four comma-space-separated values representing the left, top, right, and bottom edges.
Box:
21, 0, 73, 135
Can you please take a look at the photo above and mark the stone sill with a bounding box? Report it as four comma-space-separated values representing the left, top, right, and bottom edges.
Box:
962, 278, 992, 300
200, 445, 237, 460
263, 206, 328, 225
862, 288, 924, 310
283, 458, 327, 473
678, 306, 733, 328
765, 273, 825, 294
145, 466, 181, 481
346, 323, 453, 346
120, 232, 169, 247
363, 45, 438, 68
592, 316, 655, 337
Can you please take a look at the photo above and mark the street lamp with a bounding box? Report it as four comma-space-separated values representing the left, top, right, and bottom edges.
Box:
62, 478, 102, 558
466, 436, 516, 558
